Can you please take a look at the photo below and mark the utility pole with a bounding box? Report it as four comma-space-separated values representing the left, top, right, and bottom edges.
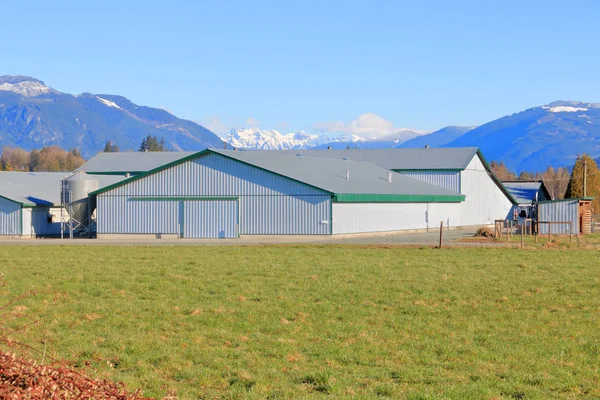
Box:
584, 159, 588, 197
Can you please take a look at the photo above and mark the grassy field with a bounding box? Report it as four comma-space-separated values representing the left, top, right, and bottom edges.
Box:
1, 245, 599, 399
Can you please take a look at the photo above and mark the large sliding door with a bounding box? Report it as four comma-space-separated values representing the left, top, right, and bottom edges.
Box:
182, 199, 238, 239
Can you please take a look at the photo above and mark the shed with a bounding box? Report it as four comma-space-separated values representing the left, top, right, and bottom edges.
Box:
90, 149, 466, 238
537, 198, 593, 235
501, 180, 551, 220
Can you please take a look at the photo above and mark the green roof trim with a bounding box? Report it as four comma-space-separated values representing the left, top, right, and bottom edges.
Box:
89, 150, 212, 195
475, 150, 518, 205
333, 193, 465, 203
0, 194, 24, 206
130, 196, 238, 202
90, 149, 333, 197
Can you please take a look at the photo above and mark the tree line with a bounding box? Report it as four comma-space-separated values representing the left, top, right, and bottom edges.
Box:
490, 155, 600, 211
0, 135, 169, 172
0, 146, 85, 172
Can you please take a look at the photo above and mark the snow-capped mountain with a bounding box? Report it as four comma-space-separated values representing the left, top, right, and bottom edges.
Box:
0, 75, 58, 97
223, 128, 322, 150
0, 75, 223, 156
312, 130, 428, 149
446, 101, 600, 171
223, 128, 427, 150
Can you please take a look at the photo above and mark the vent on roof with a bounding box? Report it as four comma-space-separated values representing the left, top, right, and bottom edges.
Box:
296, 153, 304, 157
342, 157, 349, 161
425, 145, 430, 149
346, 170, 350, 180
388, 172, 392, 183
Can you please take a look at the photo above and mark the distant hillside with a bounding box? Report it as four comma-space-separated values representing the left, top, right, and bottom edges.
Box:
398, 126, 475, 148
0, 75, 224, 157
447, 101, 600, 172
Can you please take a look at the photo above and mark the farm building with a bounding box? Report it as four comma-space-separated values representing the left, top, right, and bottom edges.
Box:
89, 149, 466, 238
538, 198, 593, 235
0, 172, 124, 237
278, 148, 516, 227
502, 180, 552, 221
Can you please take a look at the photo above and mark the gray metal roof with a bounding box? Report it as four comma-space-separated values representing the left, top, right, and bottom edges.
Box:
212, 149, 463, 198
0, 172, 126, 206
501, 181, 547, 204
78, 151, 197, 175
273, 148, 480, 170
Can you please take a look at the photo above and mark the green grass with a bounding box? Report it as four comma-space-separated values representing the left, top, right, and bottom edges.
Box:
1, 245, 599, 399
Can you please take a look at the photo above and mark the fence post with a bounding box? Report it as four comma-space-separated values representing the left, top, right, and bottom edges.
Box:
439, 221, 444, 249
535, 221, 538, 243
548, 222, 551, 241
521, 225, 524, 249
570, 221, 572, 243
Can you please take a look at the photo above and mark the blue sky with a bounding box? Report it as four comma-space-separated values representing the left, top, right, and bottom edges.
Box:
2, 0, 599, 136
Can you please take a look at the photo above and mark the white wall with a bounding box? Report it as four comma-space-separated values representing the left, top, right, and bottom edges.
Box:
22, 208, 32, 236
332, 202, 461, 234
459, 156, 513, 226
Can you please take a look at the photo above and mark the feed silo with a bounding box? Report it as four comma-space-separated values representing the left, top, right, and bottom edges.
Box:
61, 172, 99, 238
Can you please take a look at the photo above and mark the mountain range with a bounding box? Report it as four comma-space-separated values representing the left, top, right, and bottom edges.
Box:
1, 75, 600, 172
223, 127, 427, 151
0, 75, 223, 157
224, 102, 600, 172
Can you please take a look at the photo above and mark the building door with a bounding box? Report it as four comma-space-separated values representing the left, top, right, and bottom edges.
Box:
182, 200, 239, 239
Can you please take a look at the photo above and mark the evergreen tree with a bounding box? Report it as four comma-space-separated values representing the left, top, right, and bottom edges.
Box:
139, 135, 167, 152
565, 154, 600, 211
103, 141, 120, 152
29, 150, 41, 171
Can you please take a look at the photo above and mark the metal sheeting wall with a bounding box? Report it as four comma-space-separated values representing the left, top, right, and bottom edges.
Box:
184, 200, 238, 238
332, 202, 461, 234
0, 197, 21, 235
98, 153, 331, 235
459, 156, 513, 226
97, 198, 180, 234
538, 200, 578, 234
397, 171, 460, 193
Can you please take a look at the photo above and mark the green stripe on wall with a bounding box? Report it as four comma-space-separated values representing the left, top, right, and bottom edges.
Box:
129, 197, 239, 202
333, 193, 465, 203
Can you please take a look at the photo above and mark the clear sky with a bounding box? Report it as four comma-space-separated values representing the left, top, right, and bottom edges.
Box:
2, 0, 599, 137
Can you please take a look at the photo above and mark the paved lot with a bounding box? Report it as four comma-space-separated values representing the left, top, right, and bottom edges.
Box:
0, 228, 501, 247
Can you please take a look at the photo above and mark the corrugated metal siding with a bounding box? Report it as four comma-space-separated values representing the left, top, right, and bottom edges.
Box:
0, 197, 21, 235
458, 156, 513, 226
106, 153, 326, 197
332, 202, 461, 234
397, 171, 460, 192
538, 200, 578, 234
183, 200, 238, 238
97, 153, 331, 235
240, 195, 330, 235
97, 197, 180, 234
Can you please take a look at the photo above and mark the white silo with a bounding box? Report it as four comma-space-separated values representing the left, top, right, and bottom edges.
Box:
61, 172, 99, 238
